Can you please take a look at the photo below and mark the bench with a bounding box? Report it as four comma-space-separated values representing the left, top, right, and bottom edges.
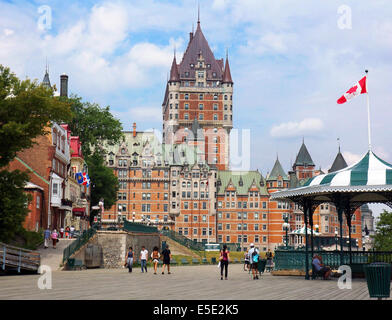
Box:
171, 259, 177, 265
202, 258, 208, 264
192, 258, 200, 265
181, 258, 189, 265
234, 258, 239, 264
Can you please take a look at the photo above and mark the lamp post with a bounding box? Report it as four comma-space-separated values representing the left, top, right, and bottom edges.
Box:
335, 230, 338, 251
315, 224, 320, 251
282, 213, 290, 249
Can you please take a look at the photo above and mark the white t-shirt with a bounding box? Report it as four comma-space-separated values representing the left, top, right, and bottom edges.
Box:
140, 249, 148, 260
248, 247, 259, 262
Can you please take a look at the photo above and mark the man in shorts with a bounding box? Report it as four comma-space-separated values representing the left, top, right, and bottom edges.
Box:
247, 243, 259, 280
161, 244, 172, 274
244, 250, 250, 272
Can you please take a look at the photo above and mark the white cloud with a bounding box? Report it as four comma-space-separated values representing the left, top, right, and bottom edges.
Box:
342, 151, 362, 166
3, 28, 14, 36
270, 118, 324, 138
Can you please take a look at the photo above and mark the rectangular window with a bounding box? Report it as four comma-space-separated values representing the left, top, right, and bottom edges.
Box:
52, 183, 58, 195
36, 196, 40, 209
184, 215, 189, 222
218, 223, 222, 231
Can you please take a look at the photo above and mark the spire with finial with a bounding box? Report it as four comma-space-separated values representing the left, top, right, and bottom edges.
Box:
198, 1, 200, 24
42, 59, 51, 89
169, 49, 179, 82
222, 48, 233, 83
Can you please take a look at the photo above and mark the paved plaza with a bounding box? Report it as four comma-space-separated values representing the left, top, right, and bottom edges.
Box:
0, 264, 387, 300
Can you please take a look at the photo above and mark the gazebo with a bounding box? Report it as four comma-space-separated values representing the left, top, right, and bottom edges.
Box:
271, 150, 392, 279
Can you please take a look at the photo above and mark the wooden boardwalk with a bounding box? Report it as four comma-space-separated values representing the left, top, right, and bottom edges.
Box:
0, 264, 389, 300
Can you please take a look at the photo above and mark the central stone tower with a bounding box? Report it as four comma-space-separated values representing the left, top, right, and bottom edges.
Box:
162, 18, 233, 170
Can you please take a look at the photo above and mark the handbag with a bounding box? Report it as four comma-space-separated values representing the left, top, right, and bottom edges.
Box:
217, 261, 221, 268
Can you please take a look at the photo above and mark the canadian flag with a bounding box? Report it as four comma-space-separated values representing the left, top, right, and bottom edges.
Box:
337, 76, 367, 104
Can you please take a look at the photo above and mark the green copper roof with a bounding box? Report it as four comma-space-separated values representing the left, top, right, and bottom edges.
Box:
217, 171, 269, 195
267, 158, 289, 181
294, 142, 315, 167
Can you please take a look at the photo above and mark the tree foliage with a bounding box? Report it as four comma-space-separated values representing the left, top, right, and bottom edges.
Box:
0, 65, 71, 241
373, 210, 392, 251
62, 95, 123, 209
65, 95, 123, 158
87, 153, 118, 211
0, 65, 71, 168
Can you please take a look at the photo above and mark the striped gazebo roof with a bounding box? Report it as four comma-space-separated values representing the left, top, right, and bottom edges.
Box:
271, 150, 392, 204
290, 226, 320, 236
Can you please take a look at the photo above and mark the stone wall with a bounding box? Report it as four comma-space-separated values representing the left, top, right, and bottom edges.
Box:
73, 230, 161, 269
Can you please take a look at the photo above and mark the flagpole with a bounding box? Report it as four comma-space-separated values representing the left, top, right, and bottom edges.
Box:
365, 70, 372, 151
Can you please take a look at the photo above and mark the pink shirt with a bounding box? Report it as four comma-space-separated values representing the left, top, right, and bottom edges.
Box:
51, 232, 58, 239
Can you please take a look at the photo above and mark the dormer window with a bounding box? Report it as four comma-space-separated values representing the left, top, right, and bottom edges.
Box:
185, 71, 190, 77
207, 64, 211, 69
121, 148, 126, 154
212, 72, 217, 77
190, 64, 194, 68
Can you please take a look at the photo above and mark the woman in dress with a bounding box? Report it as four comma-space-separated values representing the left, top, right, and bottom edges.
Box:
125, 247, 134, 273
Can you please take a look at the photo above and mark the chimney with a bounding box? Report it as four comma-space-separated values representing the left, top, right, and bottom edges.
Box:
133, 122, 137, 137
60, 74, 68, 97
189, 32, 193, 42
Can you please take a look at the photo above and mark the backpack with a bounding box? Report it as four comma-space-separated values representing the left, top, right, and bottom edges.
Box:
252, 249, 259, 263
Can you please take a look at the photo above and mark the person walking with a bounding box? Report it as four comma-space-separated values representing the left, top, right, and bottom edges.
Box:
219, 245, 230, 280
151, 246, 160, 274
70, 225, 75, 238
51, 229, 58, 249
140, 246, 148, 273
60, 227, 64, 239
43, 228, 51, 249
65, 226, 70, 239
244, 250, 250, 272
161, 244, 172, 274
125, 247, 134, 273
248, 243, 259, 280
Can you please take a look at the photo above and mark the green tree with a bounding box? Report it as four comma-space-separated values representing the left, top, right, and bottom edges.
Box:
63, 95, 123, 211
87, 153, 118, 212
373, 210, 392, 251
65, 95, 123, 158
0, 65, 71, 167
0, 65, 71, 241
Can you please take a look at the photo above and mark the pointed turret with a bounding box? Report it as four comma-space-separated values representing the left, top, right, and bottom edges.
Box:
267, 157, 289, 181
328, 147, 348, 173
294, 140, 315, 167
42, 66, 51, 89
169, 54, 179, 82
222, 51, 233, 83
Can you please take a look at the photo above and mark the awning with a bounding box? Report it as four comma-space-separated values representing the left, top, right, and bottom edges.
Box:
72, 208, 86, 216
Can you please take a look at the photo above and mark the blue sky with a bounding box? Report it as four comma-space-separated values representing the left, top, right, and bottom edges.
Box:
1, 0, 391, 216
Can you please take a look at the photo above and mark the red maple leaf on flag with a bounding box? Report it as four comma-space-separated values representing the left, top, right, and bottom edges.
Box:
347, 85, 358, 94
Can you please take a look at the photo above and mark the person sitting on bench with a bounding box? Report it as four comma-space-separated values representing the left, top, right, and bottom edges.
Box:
312, 255, 331, 280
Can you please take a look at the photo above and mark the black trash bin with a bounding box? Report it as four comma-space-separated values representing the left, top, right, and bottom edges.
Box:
211, 257, 217, 265
364, 262, 391, 299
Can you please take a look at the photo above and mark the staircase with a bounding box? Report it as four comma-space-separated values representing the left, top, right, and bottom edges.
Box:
160, 236, 200, 258
37, 239, 74, 270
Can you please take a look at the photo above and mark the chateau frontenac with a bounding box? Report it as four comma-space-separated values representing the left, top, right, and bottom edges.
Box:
103, 20, 364, 251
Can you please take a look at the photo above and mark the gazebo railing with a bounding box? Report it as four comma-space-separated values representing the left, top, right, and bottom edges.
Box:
274, 250, 392, 271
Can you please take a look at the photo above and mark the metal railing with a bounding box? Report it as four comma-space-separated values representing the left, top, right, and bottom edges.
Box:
1, 242, 40, 273
62, 227, 97, 263
123, 220, 159, 233
274, 250, 392, 271
160, 229, 205, 251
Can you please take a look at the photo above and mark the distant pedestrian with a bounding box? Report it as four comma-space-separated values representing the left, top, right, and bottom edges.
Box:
65, 226, 70, 238
60, 227, 64, 238
248, 243, 259, 280
151, 246, 160, 274
140, 246, 148, 273
161, 244, 172, 274
266, 249, 273, 272
44, 228, 51, 248
70, 225, 75, 238
125, 247, 134, 273
219, 245, 230, 280
51, 229, 58, 249
244, 250, 250, 272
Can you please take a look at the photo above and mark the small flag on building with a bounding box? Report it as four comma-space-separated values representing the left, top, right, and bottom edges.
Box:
337, 76, 367, 104
76, 172, 90, 187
